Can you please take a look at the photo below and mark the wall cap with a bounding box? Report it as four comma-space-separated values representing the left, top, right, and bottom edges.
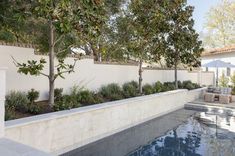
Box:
5, 89, 190, 129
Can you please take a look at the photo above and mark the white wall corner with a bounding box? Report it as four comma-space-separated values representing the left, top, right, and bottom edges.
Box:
0, 68, 7, 138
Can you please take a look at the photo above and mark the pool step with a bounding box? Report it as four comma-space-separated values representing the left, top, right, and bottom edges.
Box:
185, 102, 235, 116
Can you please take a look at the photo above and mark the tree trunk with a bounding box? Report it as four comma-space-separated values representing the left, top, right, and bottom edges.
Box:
138, 59, 143, 94
48, 20, 55, 107
174, 63, 178, 89
98, 43, 102, 62
90, 44, 101, 62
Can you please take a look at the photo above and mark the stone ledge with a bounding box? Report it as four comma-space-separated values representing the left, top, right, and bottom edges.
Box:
5, 89, 187, 129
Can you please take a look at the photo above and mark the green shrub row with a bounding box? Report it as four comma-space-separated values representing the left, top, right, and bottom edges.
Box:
53, 80, 200, 111
5, 80, 200, 117
5, 89, 40, 120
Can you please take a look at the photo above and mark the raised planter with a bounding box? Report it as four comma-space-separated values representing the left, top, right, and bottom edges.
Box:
5, 88, 204, 155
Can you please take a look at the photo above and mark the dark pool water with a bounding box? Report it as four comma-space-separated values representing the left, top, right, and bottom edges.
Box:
128, 111, 235, 156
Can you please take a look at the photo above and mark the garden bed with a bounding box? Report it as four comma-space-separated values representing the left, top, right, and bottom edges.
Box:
5, 80, 200, 121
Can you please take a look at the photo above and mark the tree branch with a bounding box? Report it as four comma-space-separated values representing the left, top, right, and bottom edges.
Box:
54, 34, 65, 46
11, 56, 49, 78
54, 59, 78, 81
39, 72, 49, 78
57, 45, 74, 54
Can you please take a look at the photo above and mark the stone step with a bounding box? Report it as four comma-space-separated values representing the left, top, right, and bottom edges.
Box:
185, 102, 235, 116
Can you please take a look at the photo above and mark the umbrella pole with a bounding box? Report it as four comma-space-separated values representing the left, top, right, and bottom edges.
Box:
216, 67, 218, 87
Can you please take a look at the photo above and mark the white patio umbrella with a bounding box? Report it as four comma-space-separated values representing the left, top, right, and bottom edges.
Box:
202, 60, 235, 86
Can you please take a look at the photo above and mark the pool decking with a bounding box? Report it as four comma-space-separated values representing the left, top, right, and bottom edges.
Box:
185, 99, 235, 114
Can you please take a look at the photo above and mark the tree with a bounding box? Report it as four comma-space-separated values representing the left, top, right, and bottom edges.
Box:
0, 0, 34, 43
164, 0, 203, 89
231, 72, 235, 94
80, 0, 126, 62
230, 72, 235, 87
3, 0, 106, 106
203, 0, 235, 48
114, 0, 169, 94
219, 72, 229, 87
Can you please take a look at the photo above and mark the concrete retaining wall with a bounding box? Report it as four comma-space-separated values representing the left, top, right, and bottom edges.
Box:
5, 88, 204, 154
0, 45, 214, 100
0, 68, 6, 138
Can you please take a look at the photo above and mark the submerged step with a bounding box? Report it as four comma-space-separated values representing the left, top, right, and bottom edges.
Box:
185, 102, 235, 116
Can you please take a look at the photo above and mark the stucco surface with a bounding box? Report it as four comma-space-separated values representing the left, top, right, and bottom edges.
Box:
0, 69, 6, 138
5, 88, 204, 154
0, 45, 213, 100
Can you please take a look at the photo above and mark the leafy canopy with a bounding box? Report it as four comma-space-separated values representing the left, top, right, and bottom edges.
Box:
203, 0, 235, 48
164, 0, 203, 68
114, 0, 170, 62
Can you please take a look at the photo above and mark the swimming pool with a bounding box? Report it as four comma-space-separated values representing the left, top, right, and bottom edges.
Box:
128, 111, 235, 156
62, 109, 235, 156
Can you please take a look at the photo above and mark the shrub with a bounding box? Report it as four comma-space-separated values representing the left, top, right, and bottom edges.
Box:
28, 104, 41, 114
163, 82, 175, 91
193, 83, 200, 89
153, 81, 163, 93
27, 89, 39, 103
99, 83, 123, 101
26, 89, 41, 114
54, 88, 63, 101
129, 81, 139, 89
182, 80, 200, 90
5, 106, 16, 121
177, 81, 183, 89
183, 82, 194, 90
5, 91, 29, 113
232, 87, 235, 95
219, 72, 229, 87
142, 84, 154, 95
70, 86, 80, 102
93, 93, 104, 104
53, 95, 80, 111
78, 90, 96, 106
122, 81, 138, 98
53, 86, 81, 111
231, 72, 235, 87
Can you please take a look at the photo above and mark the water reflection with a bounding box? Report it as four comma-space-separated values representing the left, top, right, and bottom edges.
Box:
128, 112, 235, 156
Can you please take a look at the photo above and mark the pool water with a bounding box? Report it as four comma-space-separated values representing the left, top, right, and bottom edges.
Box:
128, 111, 235, 156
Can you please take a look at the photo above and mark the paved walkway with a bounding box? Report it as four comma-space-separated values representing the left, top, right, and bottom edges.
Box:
0, 138, 52, 156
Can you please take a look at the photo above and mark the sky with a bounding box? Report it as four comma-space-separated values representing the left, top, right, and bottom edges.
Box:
187, 0, 221, 33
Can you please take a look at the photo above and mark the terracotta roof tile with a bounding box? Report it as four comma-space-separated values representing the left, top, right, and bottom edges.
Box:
201, 45, 235, 56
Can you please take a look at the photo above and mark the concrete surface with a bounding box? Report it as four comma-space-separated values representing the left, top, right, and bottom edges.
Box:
61, 109, 197, 156
0, 138, 52, 156
4, 88, 204, 154
0, 68, 6, 138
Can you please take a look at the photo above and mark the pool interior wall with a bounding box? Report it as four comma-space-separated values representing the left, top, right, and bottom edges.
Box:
61, 109, 196, 156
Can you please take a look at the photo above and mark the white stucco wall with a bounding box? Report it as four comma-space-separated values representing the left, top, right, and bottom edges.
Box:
201, 52, 235, 85
0, 45, 214, 100
0, 68, 6, 138
4, 88, 204, 154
